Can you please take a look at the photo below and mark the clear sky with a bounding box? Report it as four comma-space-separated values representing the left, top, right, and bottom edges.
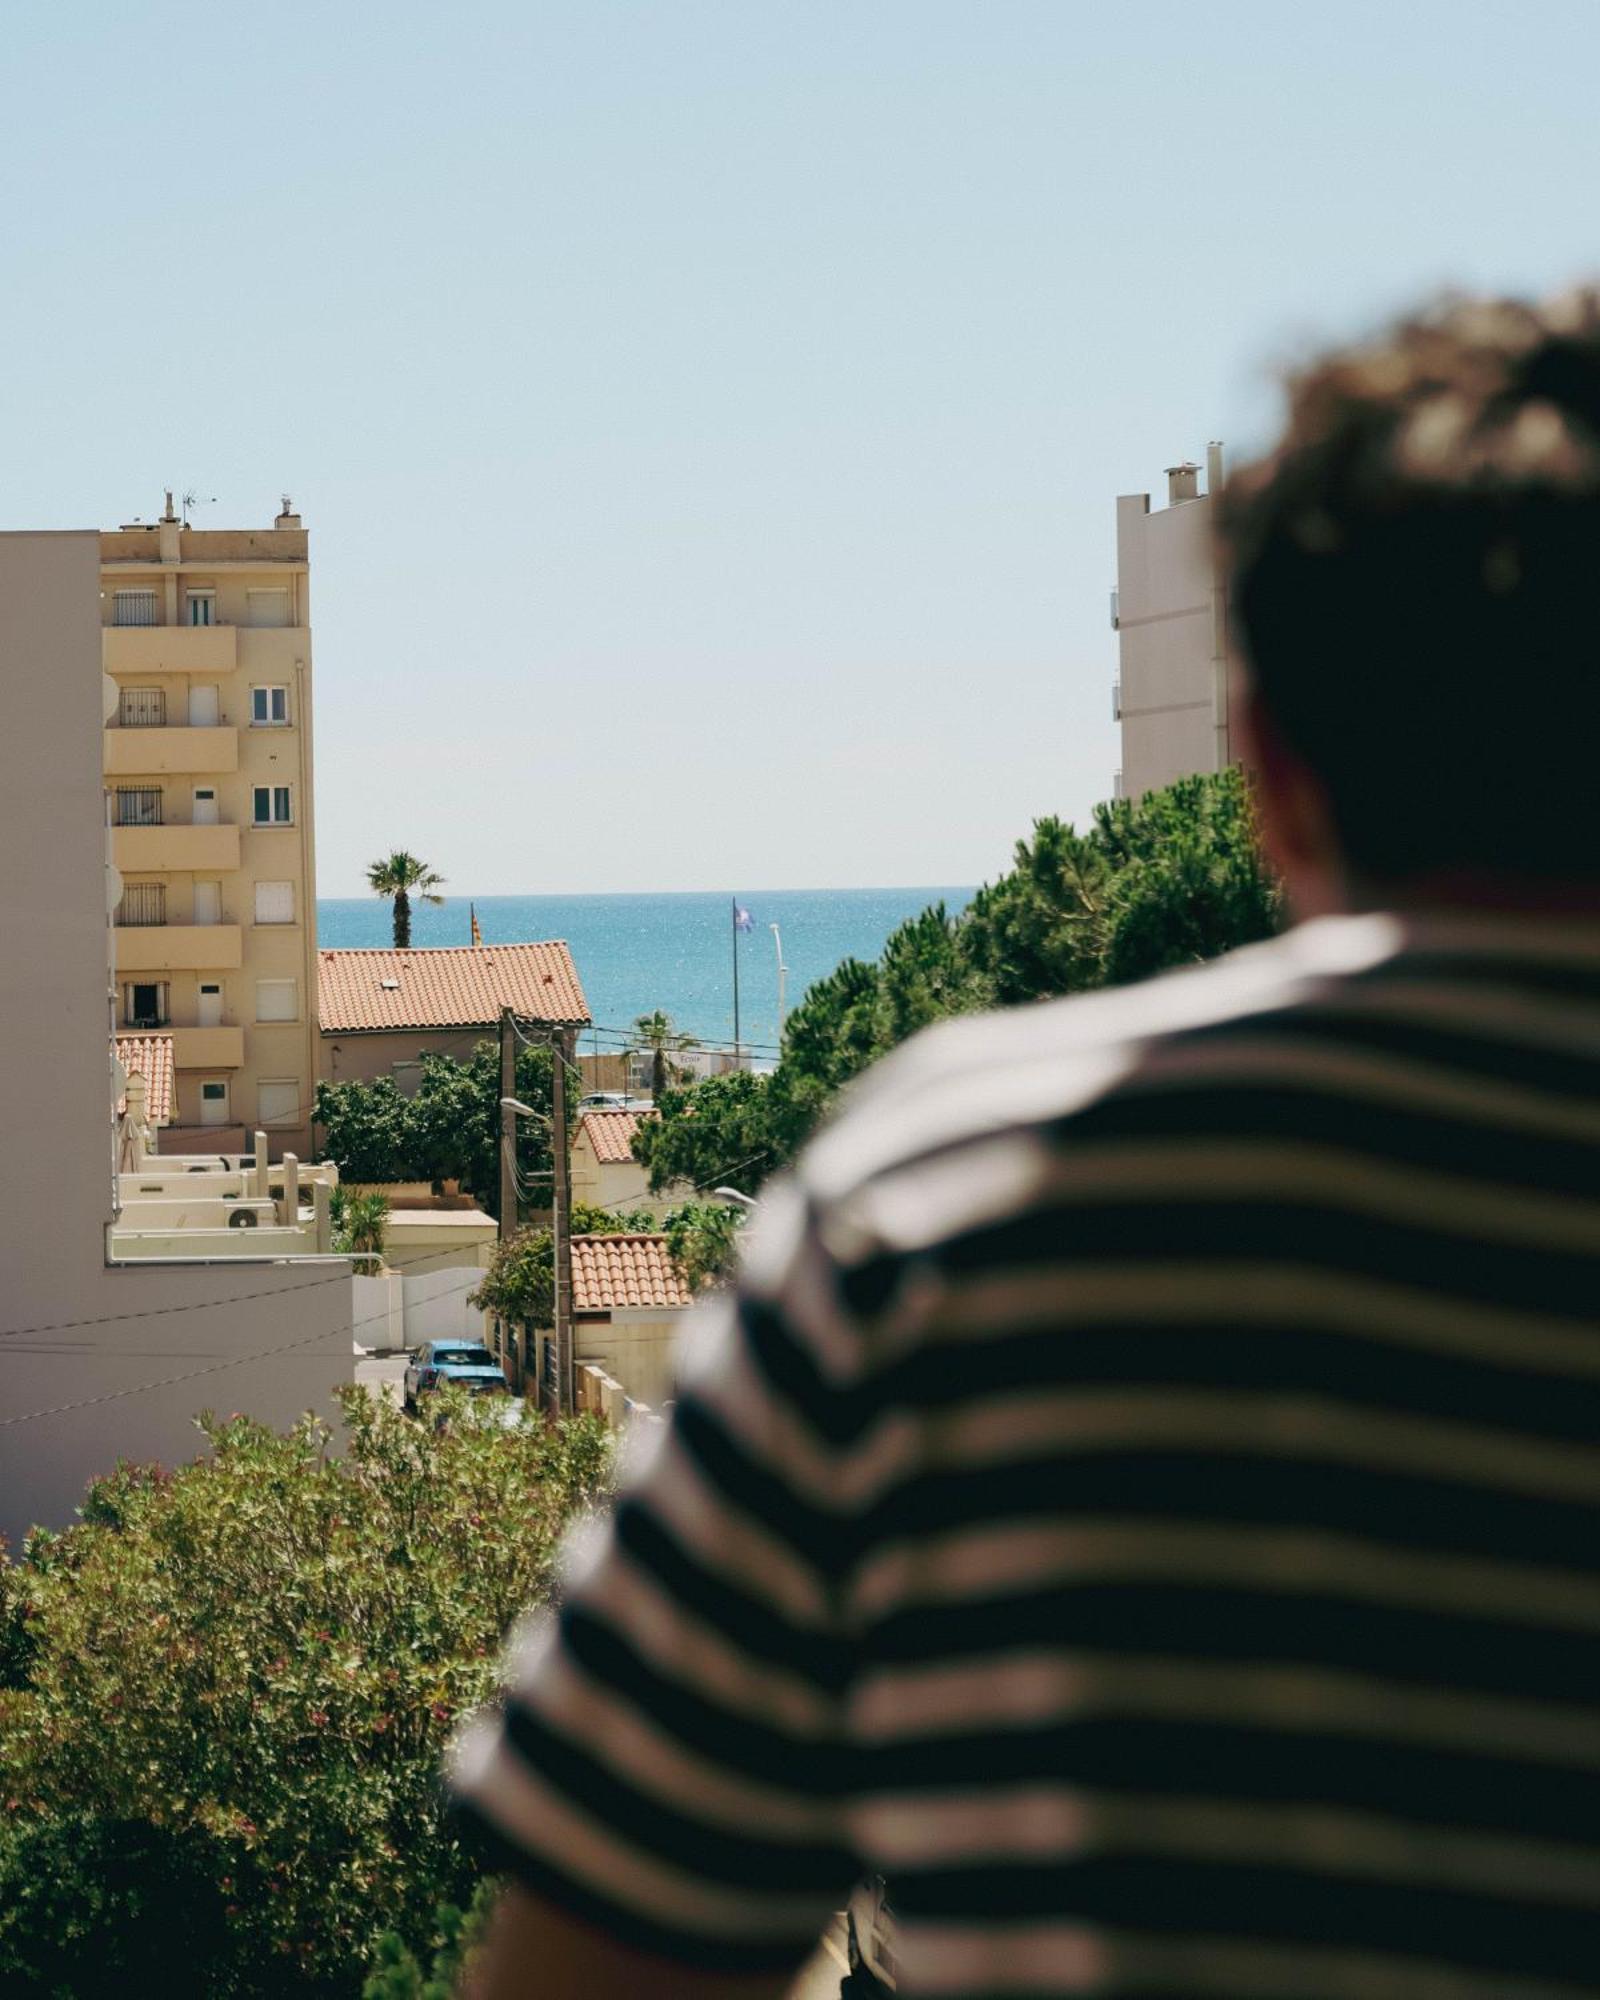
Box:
6, 2, 1598, 896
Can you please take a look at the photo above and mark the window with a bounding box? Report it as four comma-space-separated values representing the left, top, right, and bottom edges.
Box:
244, 588, 290, 629
254, 880, 294, 924
119, 687, 166, 728
113, 786, 163, 826
251, 685, 289, 726
118, 881, 166, 927
186, 591, 215, 627
126, 982, 167, 1028
112, 589, 157, 627
258, 1080, 300, 1125
256, 978, 297, 1022
252, 785, 292, 825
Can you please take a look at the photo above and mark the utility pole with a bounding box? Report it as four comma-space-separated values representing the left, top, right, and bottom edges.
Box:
551, 1027, 574, 1415
731, 896, 741, 1069
498, 1007, 516, 1242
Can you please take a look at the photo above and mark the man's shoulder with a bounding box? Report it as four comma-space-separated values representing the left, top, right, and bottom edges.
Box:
800, 914, 1408, 1214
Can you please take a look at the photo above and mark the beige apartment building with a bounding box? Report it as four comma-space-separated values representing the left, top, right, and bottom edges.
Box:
1, 529, 350, 1548
102, 494, 319, 1159
1113, 444, 1231, 801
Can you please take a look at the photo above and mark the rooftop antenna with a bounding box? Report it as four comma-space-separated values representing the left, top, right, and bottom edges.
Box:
180, 488, 216, 526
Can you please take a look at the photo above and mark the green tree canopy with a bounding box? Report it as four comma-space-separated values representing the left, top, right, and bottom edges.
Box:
0, 1393, 609, 1996
631, 1009, 697, 1101
366, 852, 445, 950
638, 771, 1282, 1202
314, 1040, 564, 1221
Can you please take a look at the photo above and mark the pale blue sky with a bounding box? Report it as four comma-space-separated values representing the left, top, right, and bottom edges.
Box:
6, 2, 1598, 895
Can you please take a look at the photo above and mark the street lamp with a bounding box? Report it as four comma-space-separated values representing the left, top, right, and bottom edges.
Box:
770, 923, 788, 1043
500, 1096, 549, 1123
712, 1186, 757, 1210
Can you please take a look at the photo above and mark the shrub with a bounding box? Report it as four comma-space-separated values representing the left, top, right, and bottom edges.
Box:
0, 1389, 610, 1995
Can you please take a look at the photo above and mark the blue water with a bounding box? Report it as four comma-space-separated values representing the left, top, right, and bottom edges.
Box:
316, 887, 974, 1056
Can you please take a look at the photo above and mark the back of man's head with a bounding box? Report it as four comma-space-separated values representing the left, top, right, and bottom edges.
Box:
1219, 290, 1600, 888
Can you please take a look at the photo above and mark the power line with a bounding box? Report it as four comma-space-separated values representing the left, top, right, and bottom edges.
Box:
0, 1283, 446, 1431
0, 1266, 354, 1345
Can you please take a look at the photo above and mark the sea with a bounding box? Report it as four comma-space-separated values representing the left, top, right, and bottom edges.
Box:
315, 886, 975, 1059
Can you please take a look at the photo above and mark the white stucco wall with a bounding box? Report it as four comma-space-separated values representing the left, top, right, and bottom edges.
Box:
1115, 478, 1230, 799
0, 533, 352, 1550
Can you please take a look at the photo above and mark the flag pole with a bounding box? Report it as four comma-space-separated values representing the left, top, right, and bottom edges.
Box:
731, 896, 741, 1068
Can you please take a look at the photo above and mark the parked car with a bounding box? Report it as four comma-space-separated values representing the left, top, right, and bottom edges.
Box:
402, 1339, 508, 1413
577, 1091, 647, 1113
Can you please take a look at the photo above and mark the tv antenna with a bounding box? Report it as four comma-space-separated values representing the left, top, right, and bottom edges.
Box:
180, 488, 217, 525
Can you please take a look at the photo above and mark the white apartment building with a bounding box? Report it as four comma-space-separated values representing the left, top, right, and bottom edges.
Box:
1112, 444, 1231, 801
102, 493, 320, 1160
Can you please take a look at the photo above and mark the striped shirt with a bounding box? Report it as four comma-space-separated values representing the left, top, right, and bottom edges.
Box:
450, 912, 1600, 1997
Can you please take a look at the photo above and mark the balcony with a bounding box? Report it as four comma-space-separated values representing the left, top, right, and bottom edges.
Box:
104, 726, 238, 777
169, 1025, 246, 1068
103, 625, 238, 675
114, 924, 243, 973
113, 822, 241, 873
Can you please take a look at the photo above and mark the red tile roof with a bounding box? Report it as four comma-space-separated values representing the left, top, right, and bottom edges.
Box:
577, 1108, 656, 1164
571, 1234, 691, 1313
317, 942, 589, 1034
115, 1033, 174, 1125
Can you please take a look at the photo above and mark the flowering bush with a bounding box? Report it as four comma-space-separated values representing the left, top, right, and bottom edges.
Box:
0, 1387, 610, 1996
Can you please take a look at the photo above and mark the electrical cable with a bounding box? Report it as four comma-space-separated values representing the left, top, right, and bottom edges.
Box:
0, 1282, 446, 1430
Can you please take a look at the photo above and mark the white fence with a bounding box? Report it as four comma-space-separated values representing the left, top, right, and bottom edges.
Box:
353, 1268, 484, 1353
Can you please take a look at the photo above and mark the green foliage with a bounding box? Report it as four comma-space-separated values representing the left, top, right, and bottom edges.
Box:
632, 1008, 697, 1100
570, 1201, 658, 1234
632, 1068, 776, 1198
362, 1880, 496, 2000
641, 772, 1283, 1199
663, 1201, 743, 1292
366, 852, 445, 951
469, 1227, 554, 1328
314, 1041, 562, 1221
312, 1077, 417, 1187
0, 1392, 610, 1997
331, 1187, 390, 1261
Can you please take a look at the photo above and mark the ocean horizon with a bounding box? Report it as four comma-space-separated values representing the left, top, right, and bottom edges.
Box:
316, 885, 975, 1054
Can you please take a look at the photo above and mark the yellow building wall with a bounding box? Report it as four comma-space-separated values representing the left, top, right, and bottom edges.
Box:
102, 511, 320, 1160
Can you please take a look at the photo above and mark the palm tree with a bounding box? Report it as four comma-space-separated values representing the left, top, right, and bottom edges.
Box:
633, 1010, 698, 1101
367, 851, 445, 948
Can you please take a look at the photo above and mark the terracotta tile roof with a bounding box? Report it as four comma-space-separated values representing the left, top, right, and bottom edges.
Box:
115, 1033, 174, 1125
571, 1234, 691, 1313
578, 1108, 656, 1164
317, 942, 589, 1034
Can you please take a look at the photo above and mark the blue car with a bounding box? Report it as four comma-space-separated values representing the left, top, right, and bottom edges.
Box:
403, 1339, 507, 1413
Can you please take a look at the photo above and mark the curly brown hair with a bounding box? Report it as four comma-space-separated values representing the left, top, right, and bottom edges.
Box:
1217, 289, 1600, 883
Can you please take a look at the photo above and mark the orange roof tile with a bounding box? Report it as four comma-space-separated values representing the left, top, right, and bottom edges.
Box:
577, 1108, 656, 1164
571, 1234, 691, 1313
115, 1033, 174, 1125
317, 942, 589, 1034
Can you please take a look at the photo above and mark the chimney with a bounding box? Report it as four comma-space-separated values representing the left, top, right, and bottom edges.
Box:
1165, 461, 1201, 505
274, 495, 302, 530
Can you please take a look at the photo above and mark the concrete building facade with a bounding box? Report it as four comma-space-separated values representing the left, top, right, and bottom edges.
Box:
1, 530, 351, 1550
102, 494, 320, 1160
1113, 444, 1231, 801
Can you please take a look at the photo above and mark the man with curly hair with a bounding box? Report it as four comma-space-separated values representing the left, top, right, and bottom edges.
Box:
455, 290, 1600, 1998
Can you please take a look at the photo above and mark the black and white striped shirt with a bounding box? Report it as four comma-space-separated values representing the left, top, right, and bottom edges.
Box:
450, 912, 1600, 1997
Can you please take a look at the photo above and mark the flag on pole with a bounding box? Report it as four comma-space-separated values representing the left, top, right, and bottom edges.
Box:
470, 902, 483, 947
733, 904, 754, 933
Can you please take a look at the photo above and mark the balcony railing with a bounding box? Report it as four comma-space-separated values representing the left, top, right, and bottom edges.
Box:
118, 882, 167, 927
113, 786, 163, 827
119, 688, 167, 728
